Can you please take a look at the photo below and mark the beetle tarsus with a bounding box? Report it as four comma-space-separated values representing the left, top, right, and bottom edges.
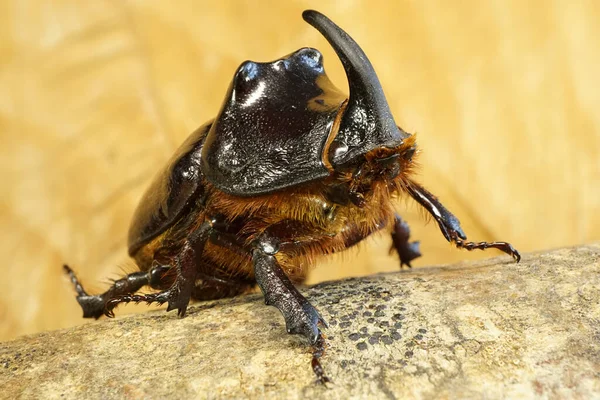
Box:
63, 263, 170, 319
406, 181, 520, 261
63, 264, 107, 318
311, 334, 331, 385
105, 291, 171, 317
390, 215, 422, 268
452, 235, 521, 262
63, 264, 89, 297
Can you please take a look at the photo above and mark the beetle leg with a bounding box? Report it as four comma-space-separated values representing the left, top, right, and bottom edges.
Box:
451, 239, 521, 261
102, 240, 200, 318
102, 245, 205, 318
311, 334, 330, 385
406, 181, 521, 262
65, 221, 211, 319
252, 235, 329, 384
63, 264, 170, 319
103, 290, 173, 317
164, 221, 212, 317
390, 214, 422, 268
104, 241, 207, 318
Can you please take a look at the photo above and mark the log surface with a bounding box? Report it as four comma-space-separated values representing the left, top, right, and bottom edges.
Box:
2, 245, 599, 399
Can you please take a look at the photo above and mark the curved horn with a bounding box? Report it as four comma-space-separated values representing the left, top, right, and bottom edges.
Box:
303, 10, 407, 165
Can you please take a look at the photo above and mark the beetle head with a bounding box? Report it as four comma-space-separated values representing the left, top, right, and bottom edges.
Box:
303, 10, 414, 173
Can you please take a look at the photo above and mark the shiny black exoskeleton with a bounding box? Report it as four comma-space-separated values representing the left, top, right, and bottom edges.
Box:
65, 10, 520, 383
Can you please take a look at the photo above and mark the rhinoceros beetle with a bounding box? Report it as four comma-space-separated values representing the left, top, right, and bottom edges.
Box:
64, 10, 520, 383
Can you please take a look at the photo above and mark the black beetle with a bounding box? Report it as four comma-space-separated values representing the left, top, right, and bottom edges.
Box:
65, 10, 520, 383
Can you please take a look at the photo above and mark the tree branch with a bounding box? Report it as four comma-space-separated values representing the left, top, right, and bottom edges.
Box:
2, 245, 599, 399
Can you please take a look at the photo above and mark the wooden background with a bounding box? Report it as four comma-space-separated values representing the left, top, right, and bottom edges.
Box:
1, 0, 598, 342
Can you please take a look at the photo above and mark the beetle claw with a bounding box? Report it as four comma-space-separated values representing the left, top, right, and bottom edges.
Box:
284, 301, 326, 345
176, 304, 189, 318
165, 281, 193, 318
166, 297, 189, 318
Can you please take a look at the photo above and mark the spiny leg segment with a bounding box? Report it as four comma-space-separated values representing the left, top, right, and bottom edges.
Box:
63, 264, 170, 319
64, 221, 212, 319
406, 181, 521, 262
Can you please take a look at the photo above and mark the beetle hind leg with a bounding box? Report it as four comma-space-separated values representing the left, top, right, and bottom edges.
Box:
63, 264, 170, 319
63, 264, 106, 318
104, 290, 171, 318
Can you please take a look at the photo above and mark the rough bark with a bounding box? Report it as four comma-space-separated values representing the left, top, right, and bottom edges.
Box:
1, 245, 599, 399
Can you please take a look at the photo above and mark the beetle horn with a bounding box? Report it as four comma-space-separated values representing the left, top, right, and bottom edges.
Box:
302, 10, 409, 166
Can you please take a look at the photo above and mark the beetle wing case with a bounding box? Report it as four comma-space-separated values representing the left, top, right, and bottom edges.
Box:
127, 121, 213, 256
202, 48, 346, 196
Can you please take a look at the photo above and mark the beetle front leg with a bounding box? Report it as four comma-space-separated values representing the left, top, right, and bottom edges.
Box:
406, 181, 521, 262
390, 214, 422, 268
252, 236, 329, 383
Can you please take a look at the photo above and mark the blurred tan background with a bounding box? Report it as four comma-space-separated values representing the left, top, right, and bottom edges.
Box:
1, 0, 598, 342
